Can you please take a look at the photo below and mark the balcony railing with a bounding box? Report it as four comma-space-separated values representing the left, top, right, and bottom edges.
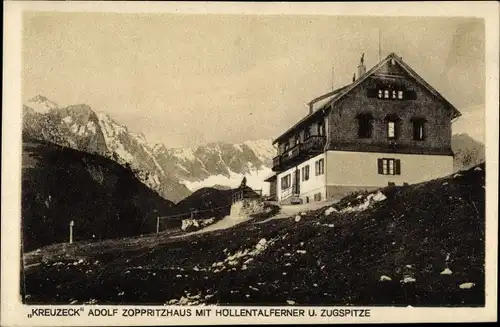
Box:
272, 135, 325, 171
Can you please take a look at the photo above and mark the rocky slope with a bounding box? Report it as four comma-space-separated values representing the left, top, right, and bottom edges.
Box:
451, 133, 485, 172
22, 163, 485, 306
21, 136, 175, 251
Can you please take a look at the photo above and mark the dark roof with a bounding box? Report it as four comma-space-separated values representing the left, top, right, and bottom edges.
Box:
264, 173, 277, 182
272, 84, 350, 144
273, 53, 462, 145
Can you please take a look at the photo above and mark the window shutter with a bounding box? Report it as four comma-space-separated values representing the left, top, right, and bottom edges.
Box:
406, 90, 417, 100
377, 159, 384, 174
366, 88, 378, 98
395, 159, 401, 175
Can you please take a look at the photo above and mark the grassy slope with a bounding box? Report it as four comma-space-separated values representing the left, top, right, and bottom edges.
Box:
21, 136, 175, 251
22, 163, 485, 306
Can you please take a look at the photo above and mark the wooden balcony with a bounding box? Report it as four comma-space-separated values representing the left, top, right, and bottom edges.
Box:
271, 136, 325, 172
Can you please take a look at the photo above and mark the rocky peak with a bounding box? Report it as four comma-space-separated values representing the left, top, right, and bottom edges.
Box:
27, 95, 59, 113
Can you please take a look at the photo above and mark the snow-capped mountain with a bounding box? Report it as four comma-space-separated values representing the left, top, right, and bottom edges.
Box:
22, 96, 275, 202
26, 95, 58, 114
152, 139, 275, 195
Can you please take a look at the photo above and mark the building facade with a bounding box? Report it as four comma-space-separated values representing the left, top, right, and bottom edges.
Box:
266, 53, 461, 204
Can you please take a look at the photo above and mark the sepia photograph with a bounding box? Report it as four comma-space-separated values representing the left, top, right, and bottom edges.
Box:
2, 1, 498, 325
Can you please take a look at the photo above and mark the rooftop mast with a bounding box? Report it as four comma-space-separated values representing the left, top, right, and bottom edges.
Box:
378, 27, 382, 62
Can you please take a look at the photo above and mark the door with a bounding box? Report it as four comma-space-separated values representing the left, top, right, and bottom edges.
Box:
294, 169, 300, 195
269, 180, 277, 201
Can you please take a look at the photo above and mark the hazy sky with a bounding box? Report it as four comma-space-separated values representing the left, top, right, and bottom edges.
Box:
22, 13, 485, 147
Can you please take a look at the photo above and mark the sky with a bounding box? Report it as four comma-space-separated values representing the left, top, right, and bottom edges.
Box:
22, 13, 485, 147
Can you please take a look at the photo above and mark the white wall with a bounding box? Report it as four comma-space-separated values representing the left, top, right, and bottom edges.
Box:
325, 150, 454, 187
276, 153, 326, 202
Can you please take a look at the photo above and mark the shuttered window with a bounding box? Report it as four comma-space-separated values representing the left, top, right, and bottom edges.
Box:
357, 113, 373, 138
388, 121, 396, 138
377, 158, 401, 175
385, 115, 400, 140
315, 159, 325, 176
301, 165, 310, 181
281, 174, 291, 189
413, 119, 426, 141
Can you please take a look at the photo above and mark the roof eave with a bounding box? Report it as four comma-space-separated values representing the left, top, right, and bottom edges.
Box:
272, 108, 327, 144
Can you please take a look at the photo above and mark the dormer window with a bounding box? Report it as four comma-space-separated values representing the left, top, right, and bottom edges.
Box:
384, 90, 389, 99
398, 90, 403, 99
356, 113, 373, 139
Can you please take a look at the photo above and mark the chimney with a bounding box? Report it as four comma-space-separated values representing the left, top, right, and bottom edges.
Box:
357, 53, 366, 78
308, 103, 313, 114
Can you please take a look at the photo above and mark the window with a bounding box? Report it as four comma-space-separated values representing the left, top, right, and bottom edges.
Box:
304, 128, 311, 139
385, 115, 400, 140
281, 174, 291, 190
357, 113, 373, 138
314, 192, 322, 201
412, 118, 426, 141
387, 121, 396, 138
295, 135, 300, 145
301, 165, 310, 181
377, 158, 401, 175
284, 143, 290, 152
371, 88, 410, 100
318, 123, 325, 136
315, 159, 325, 176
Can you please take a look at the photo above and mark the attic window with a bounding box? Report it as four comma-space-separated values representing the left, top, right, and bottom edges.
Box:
374, 88, 411, 100
390, 58, 396, 65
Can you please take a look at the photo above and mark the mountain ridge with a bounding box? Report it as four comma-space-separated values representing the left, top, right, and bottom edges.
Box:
22, 95, 274, 202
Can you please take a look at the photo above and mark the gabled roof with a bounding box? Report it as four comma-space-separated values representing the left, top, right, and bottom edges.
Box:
273, 53, 462, 145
